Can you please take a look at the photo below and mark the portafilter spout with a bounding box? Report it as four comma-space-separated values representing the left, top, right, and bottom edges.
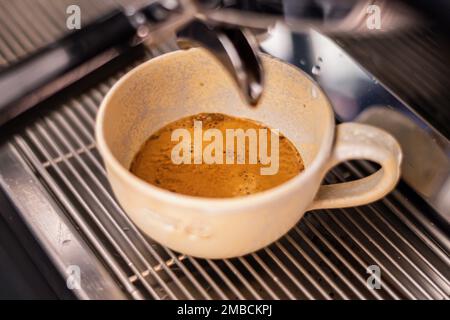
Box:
140, 0, 264, 105
177, 20, 263, 106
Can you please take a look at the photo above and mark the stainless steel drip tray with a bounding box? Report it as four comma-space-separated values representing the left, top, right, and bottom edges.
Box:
0, 0, 449, 300
0, 49, 449, 299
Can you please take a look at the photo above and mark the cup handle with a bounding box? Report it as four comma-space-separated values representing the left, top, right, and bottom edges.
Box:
308, 122, 402, 211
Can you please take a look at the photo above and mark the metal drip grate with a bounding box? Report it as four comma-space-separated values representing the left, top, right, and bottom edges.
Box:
0, 0, 449, 300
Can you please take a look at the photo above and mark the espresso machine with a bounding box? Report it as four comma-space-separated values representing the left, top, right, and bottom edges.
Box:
0, 0, 448, 299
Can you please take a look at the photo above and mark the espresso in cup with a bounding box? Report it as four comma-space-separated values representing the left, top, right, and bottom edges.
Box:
130, 113, 304, 198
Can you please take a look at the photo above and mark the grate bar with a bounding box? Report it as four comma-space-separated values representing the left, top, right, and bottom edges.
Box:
251, 253, 296, 299
222, 260, 262, 299
12, 136, 145, 300
357, 211, 448, 298
34, 0, 74, 36
236, 258, 280, 299
326, 212, 418, 299
324, 173, 437, 298
26, 123, 163, 298
42, 143, 97, 167
347, 161, 450, 259
340, 193, 448, 297
273, 241, 331, 299
0, 3, 33, 56
343, 161, 450, 268
263, 247, 315, 299
382, 193, 450, 265
368, 208, 450, 289
284, 233, 347, 299
187, 258, 229, 300
17, 1, 60, 39
2, 2, 46, 48
302, 219, 383, 299
207, 260, 248, 300
339, 210, 433, 299
310, 215, 399, 299
161, 249, 212, 300
293, 227, 358, 299
0, 11, 28, 60
335, 164, 450, 297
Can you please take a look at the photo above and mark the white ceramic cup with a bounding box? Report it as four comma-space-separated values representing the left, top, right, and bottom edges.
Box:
96, 48, 402, 259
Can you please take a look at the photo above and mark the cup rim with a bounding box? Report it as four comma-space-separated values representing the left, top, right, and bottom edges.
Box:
95, 49, 335, 210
